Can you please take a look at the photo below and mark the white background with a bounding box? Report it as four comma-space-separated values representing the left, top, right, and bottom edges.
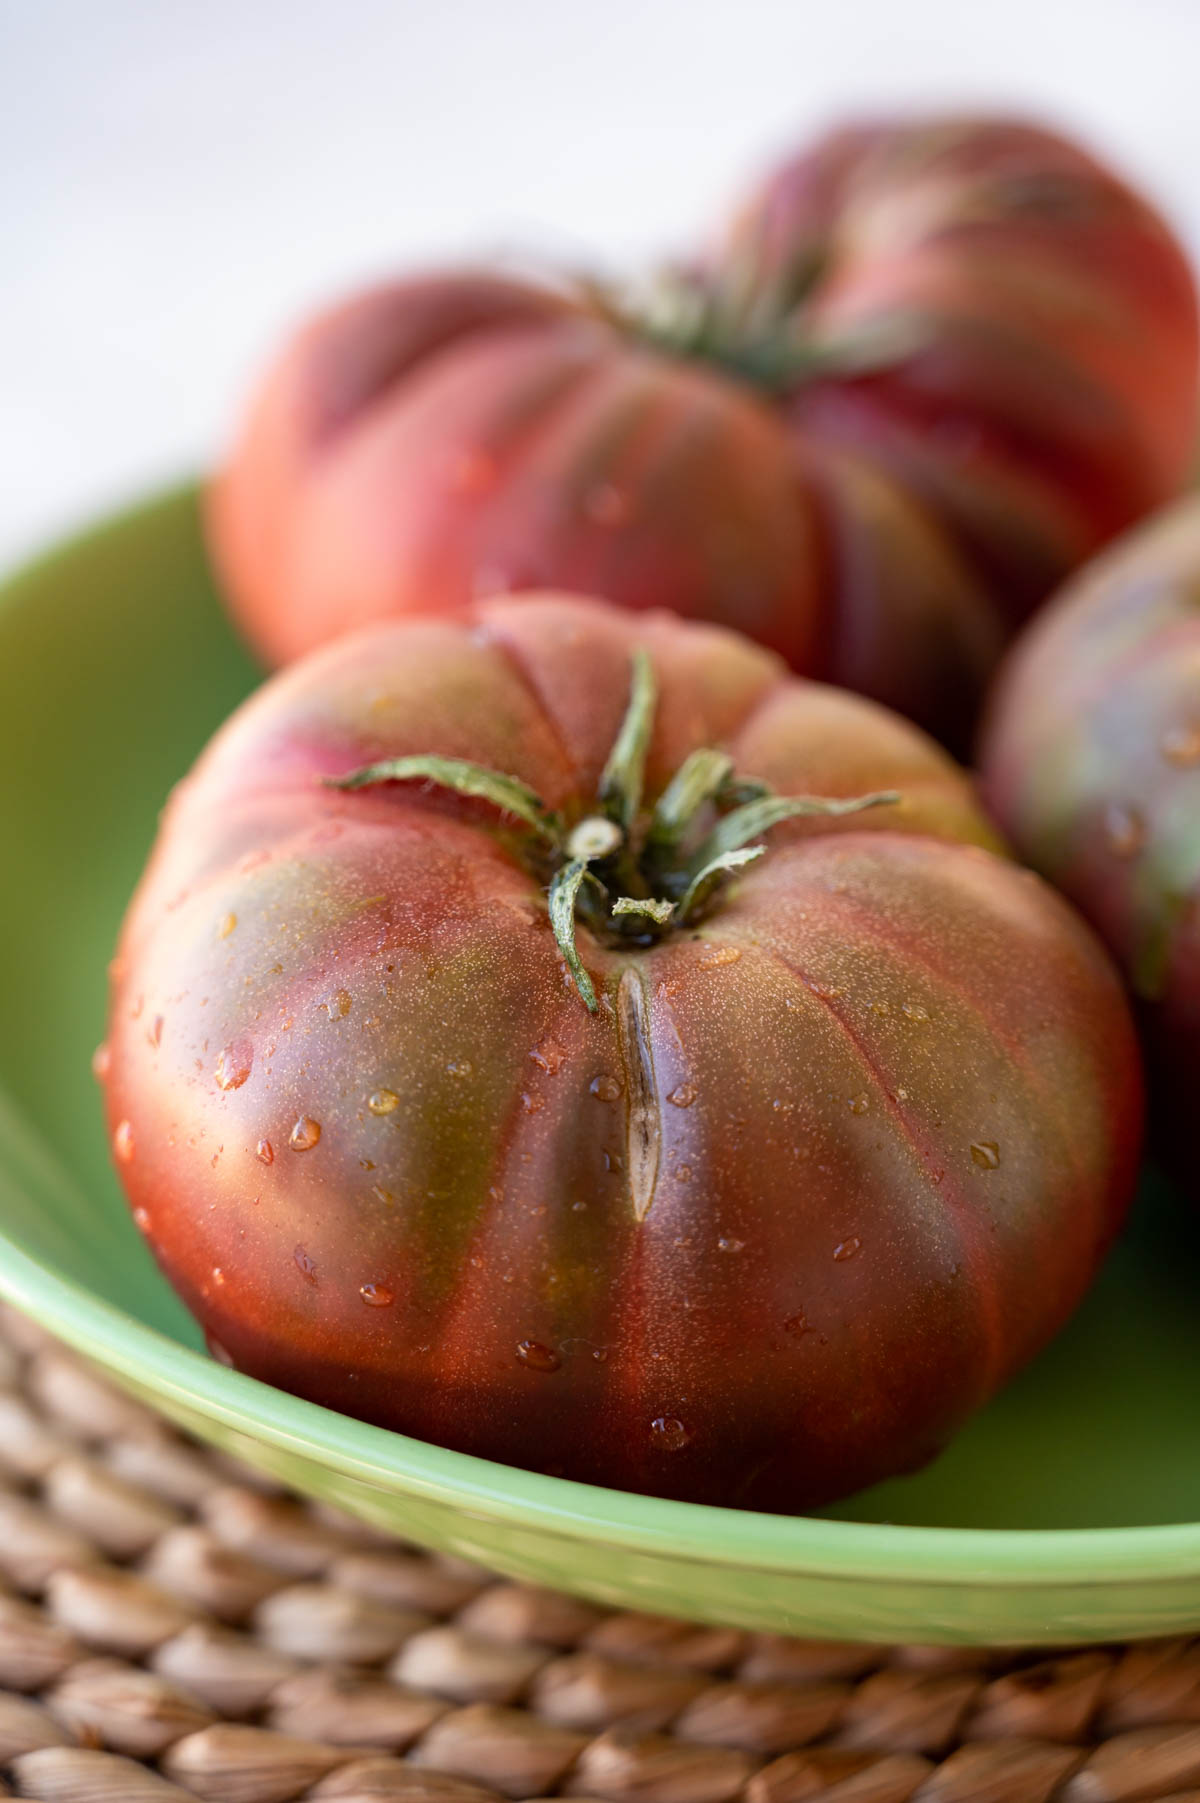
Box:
3, 0, 1199, 567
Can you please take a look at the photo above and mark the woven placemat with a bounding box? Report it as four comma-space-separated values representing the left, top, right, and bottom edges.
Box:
0, 1308, 1197, 1803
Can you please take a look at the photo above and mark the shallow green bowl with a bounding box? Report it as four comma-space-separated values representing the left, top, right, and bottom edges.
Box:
3, 484, 1200, 1645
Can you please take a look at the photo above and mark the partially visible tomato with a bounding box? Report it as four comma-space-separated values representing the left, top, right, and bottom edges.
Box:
208, 116, 1197, 751
211, 275, 820, 673
101, 596, 1142, 1510
715, 115, 1200, 617
980, 499, 1200, 1172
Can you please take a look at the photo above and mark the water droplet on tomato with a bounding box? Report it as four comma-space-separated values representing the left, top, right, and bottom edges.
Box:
530, 1040, 568, 1073
1161, 724, 1200, 767
289, 1116, 321, 1151
368, 1088, 400, 1116
667, 1083, 697, 1108
92, 1043, 111, 1082
833, 1236, 862, 1262
902, 1002, 930, 1022
256, 1139, 274, 1165
1103, 802, 1146, 859
218, 912, 238, 940
113, 1120, 135, 1164
717, 1236, 745, 1253
360, 1283, 395, 1308
970, 1140, 1001, 1169
590, 1074, 622, 1102
133, 1206, 151, 1233
848, 1093, 869, 1115
522, 1091, 545, 1114
446, 1059, 473, 1079
147, 1015, 164, 1049
516, 1339, 561, 1373
211, 1267, 226, 1287
294, 1245, 318, 1284
650, 1416, 691, 1451
371, 1184, 395, 1205
215, 1040, 253, 1092
698, 945, 742, 970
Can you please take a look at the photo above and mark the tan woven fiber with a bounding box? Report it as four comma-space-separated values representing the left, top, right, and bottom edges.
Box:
0, 1305, 1198, 1802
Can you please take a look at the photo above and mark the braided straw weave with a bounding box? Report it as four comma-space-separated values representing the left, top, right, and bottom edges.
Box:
0, 1308, 1198, 1801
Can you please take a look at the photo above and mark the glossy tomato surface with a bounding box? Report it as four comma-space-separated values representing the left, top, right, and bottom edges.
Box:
208, 116, 1197, 749
980, 499, 1200, 1169
102, 597, 1143, 1511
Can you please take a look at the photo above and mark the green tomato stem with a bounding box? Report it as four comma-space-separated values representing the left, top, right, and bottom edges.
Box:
612, 896, 676, 924
549, 858, 599, 1012
598, 648, 656, 832
691, 788, 901, 870
327, 657, 904, 1013
647, 748, 735, 849
325, 754, 562, 846
675, 845, 766, 922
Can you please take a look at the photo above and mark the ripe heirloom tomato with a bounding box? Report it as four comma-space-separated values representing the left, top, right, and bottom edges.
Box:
102, 597, 1142, 1511
208, 116, 1197, 752
713, 115, 1199, 620
980, 499, 1200, 1172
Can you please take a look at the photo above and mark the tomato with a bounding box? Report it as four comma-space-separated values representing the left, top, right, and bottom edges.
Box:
716, 117, 1199, 621
101, 597, 1142, 1510
980, 499, 1200, 1174
208, 116, 1197, 750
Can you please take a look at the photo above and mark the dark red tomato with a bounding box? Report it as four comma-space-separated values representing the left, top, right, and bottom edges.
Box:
208, 116, 1197, 751
210, 273, 820, 671
101, 597, 1142, 1510
716, 115, 1200, 618
980, 499, 1200, 1175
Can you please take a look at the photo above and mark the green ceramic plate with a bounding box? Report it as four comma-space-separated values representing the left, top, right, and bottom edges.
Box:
2, 484, 1200, 1646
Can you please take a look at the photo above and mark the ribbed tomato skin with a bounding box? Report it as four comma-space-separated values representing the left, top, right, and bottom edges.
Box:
102, 598, 1142, 1511
980, 498, 1200, 1173
208, 118, 1196, 751
722, 116, 1200, 618
210, 275, 832, 672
